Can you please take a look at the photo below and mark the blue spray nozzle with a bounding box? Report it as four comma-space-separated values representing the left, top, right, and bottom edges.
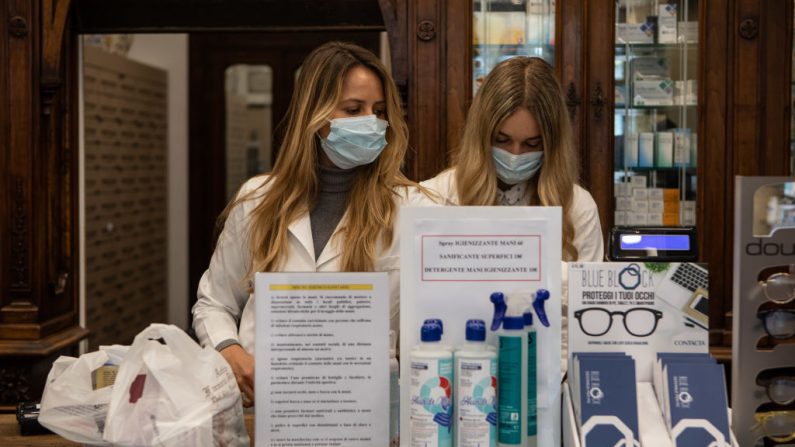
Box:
465, 319, 486, 341
523, 311, 533, 326
423, 318, 444, 334
420, 322, 442, 342
533, 288, 551, 327
490, 292, 506, 331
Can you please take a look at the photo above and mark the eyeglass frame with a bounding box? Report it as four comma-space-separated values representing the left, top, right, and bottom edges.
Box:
754, 410, 795, 443
573, 307, 664, 338
757, 308, 795, 340
759, 271, 795, 304
756, 369, 795, 406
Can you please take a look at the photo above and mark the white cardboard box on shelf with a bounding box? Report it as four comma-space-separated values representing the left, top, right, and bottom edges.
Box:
631, 198, 649, 213
614, 182, 633, 198
616, 196, 633, 211
562, 382, 739, 447
632, 188, 649, 200
658, 4, 678, 44
616, 22, 654, 44
656, 132, 674, 167
629, 212, 649, 226
625, 133, 639, 167
615, 211, 629, 226
634, 79, 675, 106
630, 175, 647, 187
647, 212, 663, 225
649, 200, 665, 214
648, 188, 664, 201
639, 133, 655, 167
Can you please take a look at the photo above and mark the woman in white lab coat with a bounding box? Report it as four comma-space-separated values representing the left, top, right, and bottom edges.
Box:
421, 56, 603, 262
192, 42, 421, 406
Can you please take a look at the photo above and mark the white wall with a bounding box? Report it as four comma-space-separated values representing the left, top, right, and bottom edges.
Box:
127, 34, 189, 329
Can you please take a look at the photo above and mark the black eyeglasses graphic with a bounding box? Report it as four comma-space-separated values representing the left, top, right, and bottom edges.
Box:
757, 308, 795, 340
573, 307, 663, 337
757, 368, 795, 406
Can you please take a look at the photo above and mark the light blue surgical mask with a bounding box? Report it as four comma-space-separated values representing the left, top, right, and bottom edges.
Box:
491, 146, 544, 184
320, 115, 389, 169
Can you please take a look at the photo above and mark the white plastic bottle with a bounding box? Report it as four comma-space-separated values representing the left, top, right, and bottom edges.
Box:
454, 319, 497, 447
390, 330, 400, 446
490, 292, 530, 447
410, 322, 454, 447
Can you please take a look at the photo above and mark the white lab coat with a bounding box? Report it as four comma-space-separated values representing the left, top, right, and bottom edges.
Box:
192, 175, 429, 353
420, 168, 605, 368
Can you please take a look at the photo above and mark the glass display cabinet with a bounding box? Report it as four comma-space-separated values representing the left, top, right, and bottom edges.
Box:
472, 0, 555, 94
613, 0, 699, 228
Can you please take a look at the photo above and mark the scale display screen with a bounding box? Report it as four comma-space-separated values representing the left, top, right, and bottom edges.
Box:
609, 227, 698, 261
619, 234, 690, 251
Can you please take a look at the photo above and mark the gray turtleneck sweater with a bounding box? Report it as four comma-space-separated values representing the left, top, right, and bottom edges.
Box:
309, 164, 356, 260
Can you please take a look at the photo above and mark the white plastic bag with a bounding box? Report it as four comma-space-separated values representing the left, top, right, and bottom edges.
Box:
103, 323, 249, 446
39, 345, 129, 445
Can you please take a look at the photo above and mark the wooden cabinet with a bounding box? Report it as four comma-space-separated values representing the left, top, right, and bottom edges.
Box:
0, 0, 87, 409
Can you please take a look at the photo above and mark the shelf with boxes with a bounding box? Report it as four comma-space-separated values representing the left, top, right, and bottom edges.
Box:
614, 175, 696, 227
614, 0, 699, 229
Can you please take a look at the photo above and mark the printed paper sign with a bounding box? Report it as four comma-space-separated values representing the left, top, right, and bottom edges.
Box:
568, 262, 710, 381
255, 272, 389, 447
400, 208, 562, 447
421, 234, 541, 281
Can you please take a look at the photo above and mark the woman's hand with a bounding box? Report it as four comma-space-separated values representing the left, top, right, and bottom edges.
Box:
220, 344, 255, 407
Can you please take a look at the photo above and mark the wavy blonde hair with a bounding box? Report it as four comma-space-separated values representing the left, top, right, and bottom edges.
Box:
454, 57, 580, 260
220, 41, 413, 275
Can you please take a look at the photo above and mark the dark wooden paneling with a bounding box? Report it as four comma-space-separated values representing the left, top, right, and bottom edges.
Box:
582, 0, 614, 243
557, 0, 584, 185
699, 0, 731, 347
72, 0, 386, 33
444, 0, 471, 163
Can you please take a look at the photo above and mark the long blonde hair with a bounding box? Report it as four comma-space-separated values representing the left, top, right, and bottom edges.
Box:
454, 57, 580, 260
221, 41, 413, 275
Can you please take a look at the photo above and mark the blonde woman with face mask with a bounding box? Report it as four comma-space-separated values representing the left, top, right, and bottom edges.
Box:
193, 42, 427, 407
421, 57, 604, 368
422, 56, 603, 262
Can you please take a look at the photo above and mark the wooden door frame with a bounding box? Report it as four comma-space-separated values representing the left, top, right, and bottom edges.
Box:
187, 32, 381, 316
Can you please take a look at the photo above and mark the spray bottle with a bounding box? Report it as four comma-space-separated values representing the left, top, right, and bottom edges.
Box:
522, 310, 537, 447
410, 322, 453, 447
490, 291, 531, 447
454, 319, 497, 447
389, 330, 399, 446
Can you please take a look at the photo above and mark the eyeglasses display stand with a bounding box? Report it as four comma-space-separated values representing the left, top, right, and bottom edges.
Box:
732, 176, 795, 447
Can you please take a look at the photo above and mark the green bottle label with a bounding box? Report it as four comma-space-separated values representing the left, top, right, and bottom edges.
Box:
527, 331, 537, 437
498, 336, 522, 444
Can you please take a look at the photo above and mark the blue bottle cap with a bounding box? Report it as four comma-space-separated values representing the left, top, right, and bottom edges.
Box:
420, 322, 442, 342
533, 288, 551, 328
523, 311, 533, 326
503, 316, 525, 330
424, 318, 444, 334
490, 292, 506, 331
465, 319, 486, 341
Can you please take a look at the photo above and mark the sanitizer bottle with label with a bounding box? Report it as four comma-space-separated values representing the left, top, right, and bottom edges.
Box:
390, 330, 400, 447
455, 319, 497, 447
490, 291, 531, 447
410, 322, 454, 447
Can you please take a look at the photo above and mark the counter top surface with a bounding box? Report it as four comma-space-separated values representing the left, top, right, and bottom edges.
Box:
0, 412, 256, 446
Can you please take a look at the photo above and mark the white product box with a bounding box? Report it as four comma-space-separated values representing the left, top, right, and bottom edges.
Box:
690, 132, 698, 166
629, 212, 649, 226
683, 209, 696, 222
631, 57, 670, 81
625, 133, 639, 167
615, 211, 630, 226
616, 196, 633, 211
647, 212, 663, 225
678, 21, 698, 43
631, 199, 649, 213
681, 200, 696, 212
630, 174, 647, 187
639, 132, 655, 167
615, 182, 633, 198
658, 4, 678, 44
634, 79, 674, 106
673, 128, 692, 165
649, 200, 665, 214
648, 188, 664, 201
615, 85, 627, 107
616, 22, 654, 44
632, 188, 649, 200
656, 132, 674, 167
